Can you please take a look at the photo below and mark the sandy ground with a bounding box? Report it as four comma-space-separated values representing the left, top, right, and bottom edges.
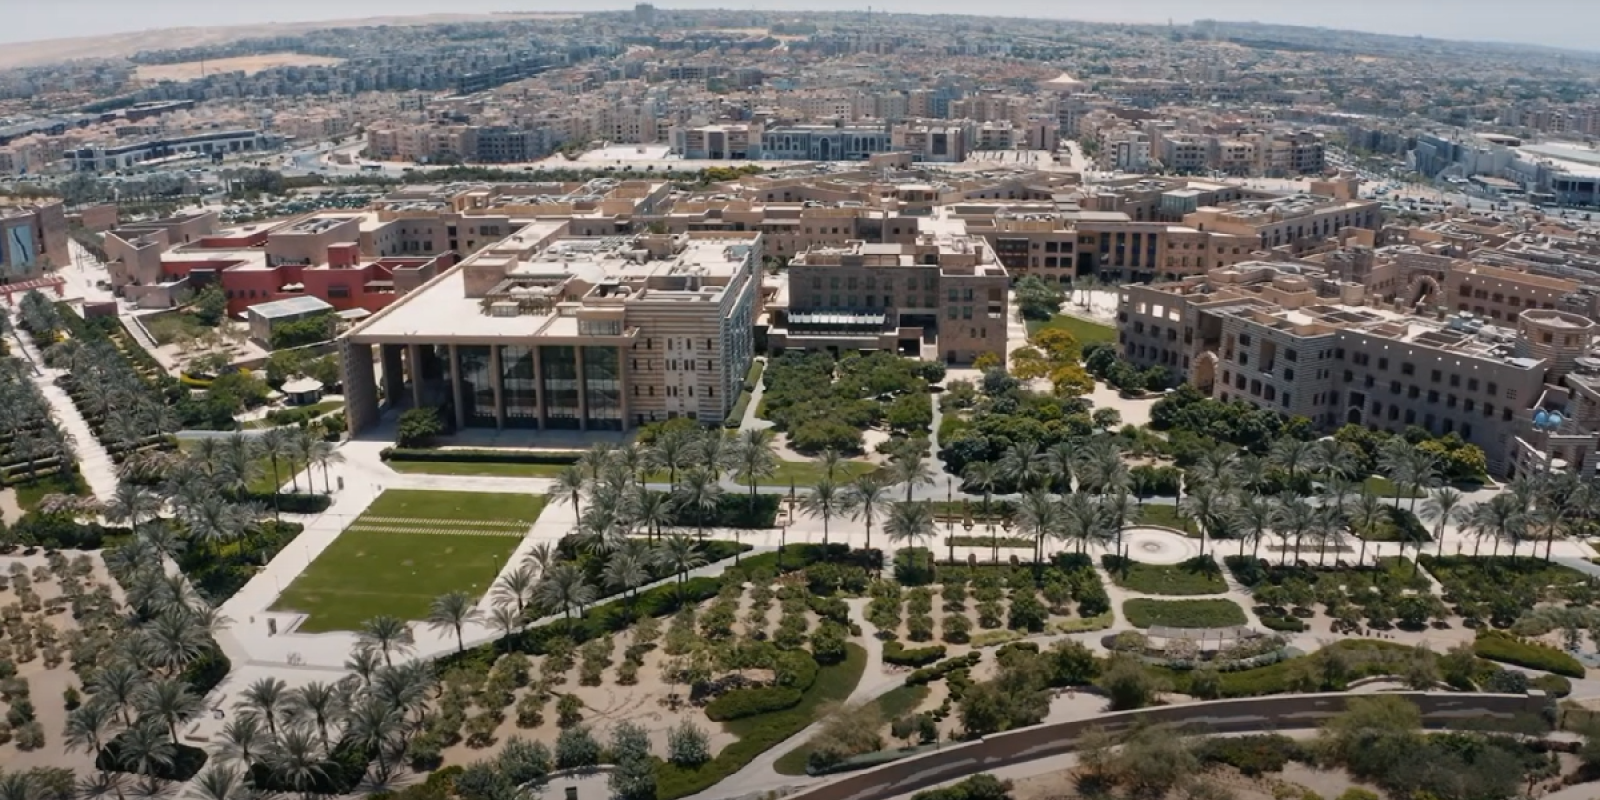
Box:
0, 490, 22, 527
135, 53, 346, 81
1009, 759, 1385, 800
0, 13, 578, 69
0, 551, 119, 776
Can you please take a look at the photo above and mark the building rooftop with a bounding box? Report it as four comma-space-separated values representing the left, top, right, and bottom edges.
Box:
249, 295, 334, 319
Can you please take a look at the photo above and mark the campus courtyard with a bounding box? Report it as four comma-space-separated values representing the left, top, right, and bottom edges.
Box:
270, 488, 546, 632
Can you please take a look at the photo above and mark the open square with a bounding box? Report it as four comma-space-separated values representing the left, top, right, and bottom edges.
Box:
271, 490, 545, 632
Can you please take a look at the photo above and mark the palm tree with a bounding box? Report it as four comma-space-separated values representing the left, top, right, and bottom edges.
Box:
1191, 447, 1240, 492
266, 725, 329, 797
0, 773, 36, 800
137, 676, 203, 744
104, 483, 159, 537
647, 428, 695, 487
1269, 438, 1316, 487
489, 604, 525, 644
1234, 493, 1275, 559
998, 441, 1048, 493
344, 697, 403, 781
696, 431, 735, 478
89, 664, 147, 728
63, 701, 119, 767
257, 425, 295, 500
427, 590, 483, 653
286, 681, 345, 748
553, 466, 586, 519
603, 545, 651, 615
1421, 486, 1464, 561
841, 474, 892, 554
816, 448, 846, 481
1014, 490, 1063, 569
310, 439, 345, 495
671, 467, 723, 541
962, 461, 1002, 560
187, 764, 254, 800
631, 490, 676, 543
652, 534, 707, 599
1181, 483, 1224, 557
799, 477, 842, 546
884, 501, 937, 576
1468, 494, 1525, 562
117, 721, 176, 789
534, 563, 597, 620
1312, 504, 1346, 567
1349, 490, 1388, 568
1059, 493, 1103, 556
577, 442, 617, 486
215, 713, 267, 766
285, 428, 319, 494
613, 443, 648, 490
887, 446, 935, 504
357, 616, 413, 668
1271, 493, 1317, 564
235, 677, 289, 737
1042, 441, 1077, 494
733, 429, 778, 546
1313, 439, 1360, 482
492, 563, 538, 613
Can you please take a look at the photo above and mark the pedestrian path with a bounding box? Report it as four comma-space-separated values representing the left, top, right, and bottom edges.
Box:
11, 326, 119, 503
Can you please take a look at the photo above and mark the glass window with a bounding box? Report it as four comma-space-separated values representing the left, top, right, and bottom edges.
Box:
456, 346, 495, 428
500, 345, 539, 428
541, 346, 580, 430
583, 346, 623, 431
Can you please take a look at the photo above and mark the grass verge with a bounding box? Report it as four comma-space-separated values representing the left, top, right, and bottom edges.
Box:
1122, 598, 1246, 628
658, 643, 867, 798
772, 682, 929, 776
1106, 558, 1227, 595
1024, 313, 1117, 344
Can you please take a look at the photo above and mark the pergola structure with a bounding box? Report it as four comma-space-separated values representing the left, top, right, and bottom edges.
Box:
0, 274, 64, 304
1146, 625, 1259, 653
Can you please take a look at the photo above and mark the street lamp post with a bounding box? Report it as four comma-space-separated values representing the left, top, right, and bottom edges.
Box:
961, 508, 975, 566
997, 517, 1012, 565
779, 480, 796, 572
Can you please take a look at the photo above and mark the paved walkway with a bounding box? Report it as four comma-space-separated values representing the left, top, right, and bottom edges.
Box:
10, 325, 119, 503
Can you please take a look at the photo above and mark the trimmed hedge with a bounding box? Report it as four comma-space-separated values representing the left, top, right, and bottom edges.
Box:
10, 512, 129, 550
1473, 630, 1585, 678
906, 652, 983, 686
884, 640, 946, 667
1259, 615, 1307, 633
705, 686, 803, 721
380, 447, 584, 465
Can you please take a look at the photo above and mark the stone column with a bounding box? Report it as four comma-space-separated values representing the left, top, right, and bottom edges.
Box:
575, 345, 588, 432
533, 345, 546, 429
341, 339, 378, 435
380, 344, 404, 409
407, 344, 424, 409
448, 344, 465, 430
490, 346, 505, 429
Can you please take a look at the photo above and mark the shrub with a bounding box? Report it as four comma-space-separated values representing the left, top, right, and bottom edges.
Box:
1473, 630, 1585, 678
1531, 674, 1572, 697
555, 726, 601, 769
906, 652, 983, 686
1195, 734, 1306, 776
910, 774, 1012, 800
705, 686, 803, 721
1260, 615, 1307, 633
884, 640, 947, 667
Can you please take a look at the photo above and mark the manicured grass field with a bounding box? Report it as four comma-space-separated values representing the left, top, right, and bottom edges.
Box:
271, 490, 543, 632
1025, 313, 1117, 344
1135, 503, 1196, 534
1122, 598, 1247, 629
1362, 475, 1425, 499
1106, 558, 1228, 596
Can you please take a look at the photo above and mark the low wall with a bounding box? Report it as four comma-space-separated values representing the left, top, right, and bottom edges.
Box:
780, 692, 1548, 800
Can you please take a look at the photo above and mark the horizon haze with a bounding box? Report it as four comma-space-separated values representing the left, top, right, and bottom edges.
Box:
7, 0, 1600, 53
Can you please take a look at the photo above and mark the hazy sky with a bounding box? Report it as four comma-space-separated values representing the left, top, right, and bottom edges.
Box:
8, 0, 1600, 52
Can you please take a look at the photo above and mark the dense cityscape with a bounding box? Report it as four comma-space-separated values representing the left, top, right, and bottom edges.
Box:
0, 7, 1597, 800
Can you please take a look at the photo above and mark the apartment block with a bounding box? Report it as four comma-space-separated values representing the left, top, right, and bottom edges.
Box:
764, 232, 1008, 365
1118, 263, 1600, 477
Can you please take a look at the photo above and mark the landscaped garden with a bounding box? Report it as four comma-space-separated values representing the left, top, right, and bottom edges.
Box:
1103, 554, 1227, 595
1121, 598, 1247, 629
272, 490, 545, 632
758, 350, 941, 455
1226, 555, 1442, 633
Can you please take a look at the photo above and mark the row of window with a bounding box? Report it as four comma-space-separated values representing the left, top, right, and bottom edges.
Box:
813, 274, 938, 291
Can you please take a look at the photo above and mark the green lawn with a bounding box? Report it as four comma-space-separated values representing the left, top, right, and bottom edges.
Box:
773, 683, 929, 776
1362, 476, 1425, 499
1106, 559, 1228, 595
12, 471, 88, 512
1135, 503, 1196, 535
1024, 313, 1117, 344
1122, 598, 1247, 629
385, 460, 573, 479
270, 490, 544, 632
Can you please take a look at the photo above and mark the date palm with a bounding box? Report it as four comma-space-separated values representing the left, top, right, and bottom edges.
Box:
998, 441, 1048, 494
1060, 492, 1106, 557
286, 681, 345, 748
552, 466, 586, 519
310, 438, 345, 495
961, 461, 1002, 560
358, 615, 413, 667
577, 442, 617, 486
90, 664, 147, 727
215, 712, 267, 766
266, 725, 329, 797
816, 448, 846, 481
492, 563, 538, 613
104, 483, 159, 537
1014, 490, 1063, 569
1234, 493, 1275, 559
137, 675, 203, 745
841, 474, 892, 555
651, 534, 707, 600
799, 477, 842, 547
188, 763, 254, 800
646, 428, 695, 487
345, 697, 403, 781
534, 563, 596, 620
631, 488, 676, 543
1467, 494, 1524, 562
1349, 490, 1388, 568
219, 432, 258, 497
489, 604, 525, 644
1270, 493, 1316, 564
603, 545, 651, 616
696, 431, 735, 478
884, 501, 937, 576
1181, 483, 1224, 557
146, 609, 208, 675
887, 446, 935, 504
1269, 438, 1316, 487
733, 429, 778, 536
1313, 438, 1360, 482
671, 467, 723, 541
63, 701, 119, 766
116, 721, 175, 790
426, 590, 483, 653
236, 677, 289, 738
345, 647, 383, 690
1042, 441, 1077, 494
256, 426, 295, 515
